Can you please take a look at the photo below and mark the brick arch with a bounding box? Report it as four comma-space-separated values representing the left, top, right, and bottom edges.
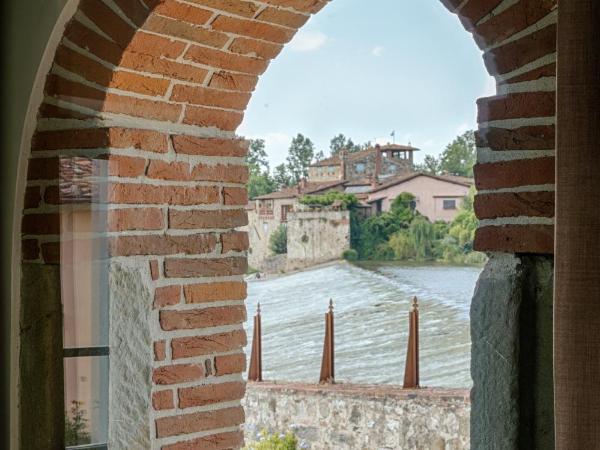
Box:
19, 0, 557, 448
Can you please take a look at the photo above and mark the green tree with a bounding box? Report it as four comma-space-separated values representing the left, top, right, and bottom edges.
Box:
247, 139, 276, 199
416, 154, 440, 175
269, 224, 287, 255
273, 163, 292, 189
329, 134, 365, 155
65, 401, 91, 446
286, 134, 315, 183
438, 130, 476, 177
244, 430, 298, 450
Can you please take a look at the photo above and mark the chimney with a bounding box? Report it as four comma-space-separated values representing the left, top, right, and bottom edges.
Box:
375, 146, 382, 179
298, 178, 308, 193
339, 150, 348, 181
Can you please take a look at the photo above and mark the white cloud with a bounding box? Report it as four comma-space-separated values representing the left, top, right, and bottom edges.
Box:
371, 46, 384, 57
288, 30, 328, 52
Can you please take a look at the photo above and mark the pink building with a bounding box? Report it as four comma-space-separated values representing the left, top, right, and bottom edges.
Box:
367, 173, 473, 222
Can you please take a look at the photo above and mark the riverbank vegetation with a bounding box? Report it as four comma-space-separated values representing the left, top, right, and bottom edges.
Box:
300, 188, 485, 265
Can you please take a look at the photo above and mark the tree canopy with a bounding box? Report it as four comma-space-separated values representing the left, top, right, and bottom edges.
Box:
329, 134, 370, 156
286, 134, 315, 184
415, 130, 476, 177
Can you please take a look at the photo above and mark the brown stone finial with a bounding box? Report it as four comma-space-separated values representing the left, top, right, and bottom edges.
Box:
329, 298, 334, 312
257, 302, 261, 315
412, 296, 418, 312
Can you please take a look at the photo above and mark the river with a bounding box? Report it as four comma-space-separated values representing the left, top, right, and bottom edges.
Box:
244, 261, 481, 388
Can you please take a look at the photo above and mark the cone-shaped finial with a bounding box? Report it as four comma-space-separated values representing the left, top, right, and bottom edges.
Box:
329, 298, 334, 312
257, 302, 261, 314
412, 296, 418, 311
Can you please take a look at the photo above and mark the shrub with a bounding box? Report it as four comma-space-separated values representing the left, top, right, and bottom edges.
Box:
244, 430, 300, 450
299, 191, 359, 209
342, 249, 358, 261
269, 224, 287, 255
65, 401, 91, 446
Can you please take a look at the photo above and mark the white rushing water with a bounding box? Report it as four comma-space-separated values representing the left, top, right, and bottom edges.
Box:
245, 261, 481, 388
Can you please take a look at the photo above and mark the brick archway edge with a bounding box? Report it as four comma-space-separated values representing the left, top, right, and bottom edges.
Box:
20, 0, 557, 448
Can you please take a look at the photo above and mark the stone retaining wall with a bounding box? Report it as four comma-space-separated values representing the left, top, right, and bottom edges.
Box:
243, 382, 470, 449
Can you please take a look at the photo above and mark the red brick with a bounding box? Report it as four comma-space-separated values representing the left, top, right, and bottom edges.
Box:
161, 430, 244, 450
108, 184, 219, 205
472, 0, 557, 48
103, 94, 182, 122
152, 390, 174, 410
476, 125, 555, 151
184, 281, 247, 304
120, 51, 209, 84
474, 225, 554, 253
211, 15, 295, 44
257, 7, 310, 28
41, 242, 61, 264
127, 31, 186, 59
181, 0, 258, 17
171, 136, 248, 157
109, 71, 170, 96
39, 103, 93, 120
214, 353, 246, 376
503, 63, 556, 84
191, 164, 248, 184
27, 158, 59, 180
474, 191, 555, 219
154, 285, 182, 308
150, 259, 160, 280
483, 24, 557, 76
143, 15, 228, 48
153, 363, 205, 385
113, 0, 150, 27
154, 341, 167, 361
54, 45, 113, 86
171, 330, 247, 359
108, 208, 164, 231
160, 306, 246, 331
458, 0, 503, 30
229, 37, 284, 60
223, 187, 248, 205
474, 157, 555, 190
184, 45, 269, 75
155, 406, 244, 438
209, 70, 259, 92
259, 0, 328, 14
146, 160, 191, 181
164, 257, 247, 278
22, 213, 60, 235
24, 186, 41, 209
43, 186, 60, 205
64, 20, 123, 65
22, 239, 40, 261
32, 127, 167, 154
183, 105, 244, 131
110, 233, 217, 256
79, 0, 135, 48
438, 0, 463, 12
151, 0, 213, 26
477, 92, 555, 122
171, 85, 251, 110
178, 381, 246, 408
221, 231, 249, 253
169, 209, 248, 230
107, 155, 147, 178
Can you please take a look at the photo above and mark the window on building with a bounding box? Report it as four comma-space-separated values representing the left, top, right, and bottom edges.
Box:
60, 158, 109, 450
443, 199, 457, 210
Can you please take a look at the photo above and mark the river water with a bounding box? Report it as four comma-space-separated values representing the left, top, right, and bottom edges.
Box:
245, 262, 481, 388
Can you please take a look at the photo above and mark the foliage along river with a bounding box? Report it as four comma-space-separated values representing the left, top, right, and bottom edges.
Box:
244, 261, 481, 388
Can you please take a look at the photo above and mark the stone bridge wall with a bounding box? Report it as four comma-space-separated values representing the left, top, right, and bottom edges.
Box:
243, 382, 470, 450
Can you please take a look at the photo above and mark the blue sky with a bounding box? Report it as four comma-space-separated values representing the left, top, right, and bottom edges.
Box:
237, 0, 496, 168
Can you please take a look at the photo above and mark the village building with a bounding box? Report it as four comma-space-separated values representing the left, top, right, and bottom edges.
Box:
367, 173, 473, 221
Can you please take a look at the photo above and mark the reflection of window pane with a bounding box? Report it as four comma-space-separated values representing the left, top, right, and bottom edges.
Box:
64, 356, 109, 446
61, 158, 109, 349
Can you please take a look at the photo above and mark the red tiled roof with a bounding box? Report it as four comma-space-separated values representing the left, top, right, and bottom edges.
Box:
368, 172, 473, 195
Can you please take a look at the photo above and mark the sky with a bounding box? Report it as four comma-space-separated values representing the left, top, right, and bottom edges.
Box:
237, 0, 496, 168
